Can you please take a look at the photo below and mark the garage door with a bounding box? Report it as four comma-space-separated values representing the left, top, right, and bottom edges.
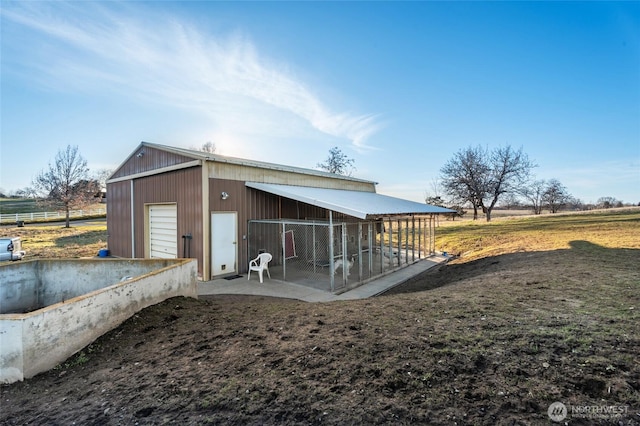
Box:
148, 204, 177, 259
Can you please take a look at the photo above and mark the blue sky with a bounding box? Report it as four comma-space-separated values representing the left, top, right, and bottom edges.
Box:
1, 1, 639, 205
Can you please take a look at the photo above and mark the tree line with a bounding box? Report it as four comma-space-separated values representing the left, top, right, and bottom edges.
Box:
432, 145, 634, 221
2, 143, 633, 227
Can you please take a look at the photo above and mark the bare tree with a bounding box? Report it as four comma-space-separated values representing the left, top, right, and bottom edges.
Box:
32, 145, 100, 228
317, 146, 356, 176
424, 178, 466, 221
482, 146, 535, 221
500, 193, 522, 210
93, 168, 113, 203
441, 145, 535, 221
201, 142, 216, 154
93, 168, 113, 189
14, 187, 38, 199
518, 179, 546, 214
189, 142, 217, 154
424, 178, 445, 207
440, 145, 489, 220
424, 195, 445, 207
542, 179, 571, 213
596, 196, 619, 209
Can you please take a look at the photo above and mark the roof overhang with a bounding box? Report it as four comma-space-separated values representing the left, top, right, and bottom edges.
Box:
246, 182, 455, 220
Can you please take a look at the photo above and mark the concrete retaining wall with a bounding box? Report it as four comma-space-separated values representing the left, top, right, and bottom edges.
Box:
0, 259, 198, 383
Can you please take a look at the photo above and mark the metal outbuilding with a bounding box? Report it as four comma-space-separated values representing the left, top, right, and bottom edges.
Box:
106, 142, 454, 283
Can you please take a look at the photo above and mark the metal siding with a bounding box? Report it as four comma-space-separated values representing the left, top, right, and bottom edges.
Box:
111, 146, 196, 179
106, 180, 132, 257
208, 162, 376, 192
209, 178, 281, 275
133, 167, 203, 275
280, 198, 327, 220
208, 178, 337, 274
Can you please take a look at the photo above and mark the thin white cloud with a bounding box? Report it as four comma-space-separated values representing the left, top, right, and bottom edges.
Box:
1, 1, 381, 150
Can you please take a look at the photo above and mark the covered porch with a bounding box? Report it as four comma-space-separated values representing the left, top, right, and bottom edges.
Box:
245, 183, 454, 294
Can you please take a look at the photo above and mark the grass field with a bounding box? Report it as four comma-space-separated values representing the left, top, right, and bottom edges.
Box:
0, 198, 105, 213
0, 198, 48, 214
0, 220, 107, 258
1, 210, 639, 425
435, 208, 640, 262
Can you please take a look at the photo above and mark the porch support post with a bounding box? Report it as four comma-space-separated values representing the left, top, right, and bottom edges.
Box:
357, 222, 363, 280
428, 215, 432, 255
411, 216, 415, 262
387, 217, 393, 269
431, 214, 436, 255
425, 216, 429, 256
404, 218, 409, 264
341, 222, 348, 286
379, 219, 385, 274
282, 223, 287, 281
329, 211, 334, 292
368, 222, 373, 278
397, 218, 403, 266
418, 217, 422, 259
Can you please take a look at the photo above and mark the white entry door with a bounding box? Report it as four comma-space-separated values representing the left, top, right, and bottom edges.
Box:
148, 204, 178, 259
211, 212, 237, 276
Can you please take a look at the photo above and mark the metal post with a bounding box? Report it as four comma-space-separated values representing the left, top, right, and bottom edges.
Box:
398, 219, 403, 266
312, 223, 317, 274
380, 219, 385, 273
357, 222, 363, 281
418, 217, 422, 259
427, 216, 430, 255
130, 179, 135, 257
282, 223, 287, 281
404, 218, 409, 264
329, 211, 334, 292
387, 218, 393, 269
431, 215, 436, 255
247, 221, 251, 267
341, 222, 348, 287
368, 222, 373, 278
411, 217, 415, 262
428, 216, 432, 255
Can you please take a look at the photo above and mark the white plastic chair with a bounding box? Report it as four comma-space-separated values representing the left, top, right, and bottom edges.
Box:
248, 252, 272, 283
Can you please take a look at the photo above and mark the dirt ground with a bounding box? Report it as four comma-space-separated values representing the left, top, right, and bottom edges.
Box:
1, 245, 639, 425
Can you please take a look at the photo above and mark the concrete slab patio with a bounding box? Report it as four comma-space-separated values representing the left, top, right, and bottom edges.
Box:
198, 254, 449, 302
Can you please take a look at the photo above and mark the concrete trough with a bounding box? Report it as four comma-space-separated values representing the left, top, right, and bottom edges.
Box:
0, 258, 198, 384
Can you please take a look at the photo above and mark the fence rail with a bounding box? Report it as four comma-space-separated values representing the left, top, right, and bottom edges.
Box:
0, 208, 106, 224
248, 216, 436, 293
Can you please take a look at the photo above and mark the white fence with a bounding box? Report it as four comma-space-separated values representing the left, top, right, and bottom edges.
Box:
0, 208, 106, 224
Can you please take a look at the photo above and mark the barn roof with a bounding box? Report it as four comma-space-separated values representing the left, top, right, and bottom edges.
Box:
137, 142, 375, 184
246, 182, 455, 220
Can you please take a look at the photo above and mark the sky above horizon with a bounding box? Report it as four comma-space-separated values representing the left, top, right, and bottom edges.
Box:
1, 1, 639, 205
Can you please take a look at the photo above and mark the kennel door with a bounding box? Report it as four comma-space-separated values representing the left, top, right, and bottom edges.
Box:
211, 212, 238, 277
